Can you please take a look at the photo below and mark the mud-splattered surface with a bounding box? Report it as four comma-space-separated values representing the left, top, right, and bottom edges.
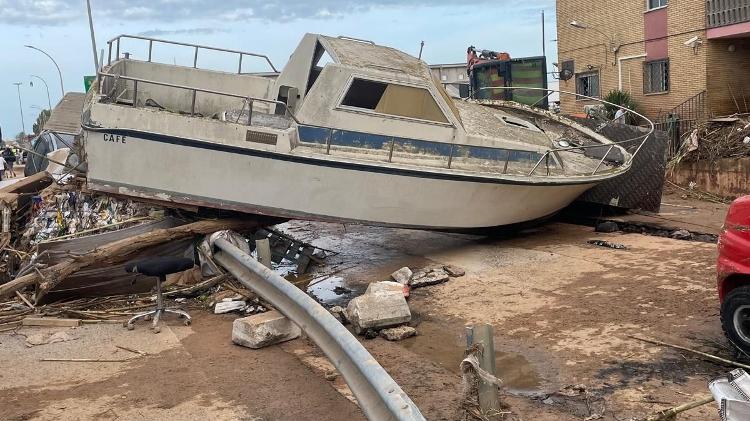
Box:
0, 220, 728, 420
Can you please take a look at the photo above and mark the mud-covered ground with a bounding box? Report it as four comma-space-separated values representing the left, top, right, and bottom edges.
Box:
0, 218, 728, 420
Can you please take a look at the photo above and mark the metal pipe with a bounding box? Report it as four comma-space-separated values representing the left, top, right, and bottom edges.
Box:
148, 40, 153, 62
247, 100, 253, 126
97, 72, 299, 124
107, 41, 112, 65
528, 152, 548, 176
193, 46, 198, 68
238, 54, 243, 74
116, 39, 120, 62
105, 34, 279, 72
212, 238, 425, 421
591, 145, 614, 175
190, 90, 197, 116
13, 82, 25, 134
86, 0, 98, 73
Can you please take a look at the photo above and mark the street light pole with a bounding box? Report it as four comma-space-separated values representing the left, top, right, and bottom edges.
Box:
12, 83, 26, 134
30, 75, 52, 109
24, 45, 64, 97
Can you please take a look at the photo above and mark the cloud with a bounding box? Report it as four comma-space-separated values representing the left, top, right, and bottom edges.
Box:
0, 0, 552, 25
136, 27, 226, 37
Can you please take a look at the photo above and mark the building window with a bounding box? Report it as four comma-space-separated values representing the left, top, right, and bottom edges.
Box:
576, 72, 599, 98
644, 59, 669, 93
647, 0, 667, 10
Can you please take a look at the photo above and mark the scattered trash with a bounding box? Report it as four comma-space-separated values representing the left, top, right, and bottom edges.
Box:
380, 325, 417, 341
587, 239, 627, 250
232, 310, 301, 349
214, 301, 247, 314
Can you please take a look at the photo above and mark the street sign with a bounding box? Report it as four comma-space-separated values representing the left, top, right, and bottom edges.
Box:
84, 76, 96, 92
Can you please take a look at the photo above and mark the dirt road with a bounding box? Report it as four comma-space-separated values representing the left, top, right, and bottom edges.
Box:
0, 220, 726, 420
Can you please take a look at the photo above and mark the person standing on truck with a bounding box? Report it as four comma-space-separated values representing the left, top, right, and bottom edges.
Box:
2, 147, 16, 178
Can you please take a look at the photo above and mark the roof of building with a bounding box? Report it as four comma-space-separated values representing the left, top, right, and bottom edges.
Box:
44, 92, 86, 135
319, 35, 432, 81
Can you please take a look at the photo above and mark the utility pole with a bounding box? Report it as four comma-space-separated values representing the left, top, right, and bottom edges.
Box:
542, 10, 546, 58
86, 0, 99, 73
30, 75, 52, 109
24, 45, 64, 97
13, 83, 26, 134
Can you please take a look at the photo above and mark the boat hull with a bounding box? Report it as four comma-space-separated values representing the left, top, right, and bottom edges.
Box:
83, 129, 598, 230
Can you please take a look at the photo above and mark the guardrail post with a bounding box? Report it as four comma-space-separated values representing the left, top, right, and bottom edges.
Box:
193, 46, 199, 68
466, 324, 500, 415
148, 40, 153, 62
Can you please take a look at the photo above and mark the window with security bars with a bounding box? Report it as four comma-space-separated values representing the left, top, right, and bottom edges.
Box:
576, 72, 599, 98
648, 0, 667, 10
644, 60, 669, 93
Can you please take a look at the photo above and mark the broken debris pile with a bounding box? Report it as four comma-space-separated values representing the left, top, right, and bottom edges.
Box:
21, 187, 158, 247
670, 116, 750, 166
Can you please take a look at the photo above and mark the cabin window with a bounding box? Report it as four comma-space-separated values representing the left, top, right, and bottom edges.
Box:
340, 78, 449, 123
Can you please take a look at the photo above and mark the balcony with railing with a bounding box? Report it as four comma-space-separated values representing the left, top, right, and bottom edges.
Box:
707, 0, 750, 37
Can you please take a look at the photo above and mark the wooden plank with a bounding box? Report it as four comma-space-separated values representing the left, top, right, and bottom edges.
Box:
22, 317, 82, 327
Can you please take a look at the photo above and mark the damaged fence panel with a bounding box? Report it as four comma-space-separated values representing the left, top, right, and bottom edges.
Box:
212, 237, 425, 421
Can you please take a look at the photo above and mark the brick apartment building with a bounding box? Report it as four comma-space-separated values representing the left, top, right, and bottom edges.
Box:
556, 0, 750, 122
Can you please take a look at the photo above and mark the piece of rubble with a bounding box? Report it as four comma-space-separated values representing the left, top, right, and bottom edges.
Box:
390, 267, 413, 284
380, 325, 417, 341
25, 331, 78, 347
346, 290, 411, 334
443, 265, 465, 277
670, 229, 692, 240
232, 310, 301, 349
329, 305, 348, 324
324, 370, 339, 381
595, 221, 619, 233
366, 281, 409, 298
409, 269, 450, 289
214, 301, 246, 314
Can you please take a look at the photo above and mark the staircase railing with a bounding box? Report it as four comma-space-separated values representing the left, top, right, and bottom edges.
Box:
654, 90, 707, 157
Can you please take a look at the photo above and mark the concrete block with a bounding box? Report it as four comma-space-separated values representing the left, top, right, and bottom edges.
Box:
366, 281, 408, 297
390, 267, 413, 284
346, 291, 411, 334
232, 310, 301, 349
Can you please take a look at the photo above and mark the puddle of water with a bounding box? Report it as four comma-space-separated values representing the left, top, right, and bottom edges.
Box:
400, 316, 541, 394
305, 276, 365, 307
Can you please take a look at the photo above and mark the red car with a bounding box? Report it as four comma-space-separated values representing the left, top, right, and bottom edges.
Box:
719, 196, 750, 352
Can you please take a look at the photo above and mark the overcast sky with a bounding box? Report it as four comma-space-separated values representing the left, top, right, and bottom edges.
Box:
0, 0, 557, 138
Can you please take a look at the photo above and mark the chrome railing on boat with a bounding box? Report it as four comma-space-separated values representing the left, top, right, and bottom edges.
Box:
96, 71, 300, 125
105, 34, 278, 73
470, 87, 655, 176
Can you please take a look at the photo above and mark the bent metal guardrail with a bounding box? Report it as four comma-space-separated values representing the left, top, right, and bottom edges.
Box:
471, 86, 655, 176
96, 71, 300, 125
211, 238, 425, 421
106, 34, 278, 73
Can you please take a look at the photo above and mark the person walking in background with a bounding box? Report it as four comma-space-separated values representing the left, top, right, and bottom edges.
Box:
2, 147, 16, 178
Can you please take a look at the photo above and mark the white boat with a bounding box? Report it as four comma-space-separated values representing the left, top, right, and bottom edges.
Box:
81, 33, 652, 230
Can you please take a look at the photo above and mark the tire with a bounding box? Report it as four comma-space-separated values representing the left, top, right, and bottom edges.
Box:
720, 285, 750, 354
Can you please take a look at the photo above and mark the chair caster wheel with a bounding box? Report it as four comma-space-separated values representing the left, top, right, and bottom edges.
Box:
126, 324, 134, 331
153, 326, 161, 334
183, 319, 192, 326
